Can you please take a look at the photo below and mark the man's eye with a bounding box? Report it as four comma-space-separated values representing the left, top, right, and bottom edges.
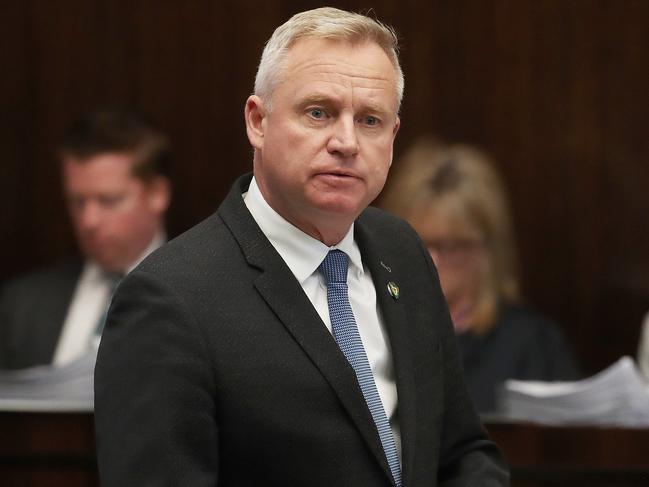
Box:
308, 108, 326, 119
362, 115, 379, 126
99, 195, 125, 207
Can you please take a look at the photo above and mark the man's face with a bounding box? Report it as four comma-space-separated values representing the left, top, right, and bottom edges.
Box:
63, 153, 169, 272
410, 204, 487, 308
247, 38, 400, 242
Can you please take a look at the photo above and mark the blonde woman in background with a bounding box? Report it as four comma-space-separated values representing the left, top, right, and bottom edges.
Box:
381, 137, 580, 412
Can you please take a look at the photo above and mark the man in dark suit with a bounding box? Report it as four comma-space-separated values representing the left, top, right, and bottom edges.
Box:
0, 107, 171, 369
94, 7, 508, 486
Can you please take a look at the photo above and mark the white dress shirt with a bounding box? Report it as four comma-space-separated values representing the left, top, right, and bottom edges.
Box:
52, 232, 165, 366
244, 177, 401, 456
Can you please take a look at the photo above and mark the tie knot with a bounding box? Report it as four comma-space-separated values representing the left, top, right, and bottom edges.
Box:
103, 271, 124, 292
319, 250, 349, 284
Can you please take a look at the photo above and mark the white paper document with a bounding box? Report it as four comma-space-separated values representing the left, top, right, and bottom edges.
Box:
497, 356, 649, 427
0, 350, 95, 412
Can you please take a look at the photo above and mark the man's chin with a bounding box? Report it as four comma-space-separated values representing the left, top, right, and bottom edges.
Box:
312, 194, 369, 217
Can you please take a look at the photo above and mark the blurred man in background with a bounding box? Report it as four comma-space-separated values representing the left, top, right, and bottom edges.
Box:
0, 107, 171, 369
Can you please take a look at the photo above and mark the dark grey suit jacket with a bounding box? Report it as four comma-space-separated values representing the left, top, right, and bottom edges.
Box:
0, 260, 81, 369
94, 174, 508, 486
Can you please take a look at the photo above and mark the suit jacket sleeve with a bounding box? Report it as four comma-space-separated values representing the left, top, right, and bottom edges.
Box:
0, 261, 79, 369
94, 269, 219, 486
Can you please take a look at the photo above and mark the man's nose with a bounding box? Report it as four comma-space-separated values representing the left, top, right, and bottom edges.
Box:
77, 202, 102, 231
327, 116, 359, 157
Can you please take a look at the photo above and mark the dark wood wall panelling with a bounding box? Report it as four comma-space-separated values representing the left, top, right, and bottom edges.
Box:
2, 0, 648, 373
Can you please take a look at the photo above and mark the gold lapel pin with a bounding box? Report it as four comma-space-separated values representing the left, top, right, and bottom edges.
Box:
387, 281, 400, 300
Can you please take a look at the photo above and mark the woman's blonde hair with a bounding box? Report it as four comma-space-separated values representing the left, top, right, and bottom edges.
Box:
381, 137, 520, 334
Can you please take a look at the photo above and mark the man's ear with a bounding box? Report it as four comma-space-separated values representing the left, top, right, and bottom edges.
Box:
393, 116, 401, 137
388, 117, 401, 168
147, 176, 171, 215
245, 95, 266, 150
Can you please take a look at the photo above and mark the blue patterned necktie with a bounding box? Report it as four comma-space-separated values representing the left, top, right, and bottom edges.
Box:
319, 250, 402, 487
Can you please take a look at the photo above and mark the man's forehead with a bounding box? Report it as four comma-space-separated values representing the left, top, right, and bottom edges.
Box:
288, 61, 394, 87
63, 152, 134, 167
285, 37, 393, 72
62, 153, 143, 182
62, 153, 142, 188
280, 37, 398, 108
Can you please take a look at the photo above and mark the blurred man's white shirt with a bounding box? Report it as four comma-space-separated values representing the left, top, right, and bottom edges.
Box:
53, 232, 165, 366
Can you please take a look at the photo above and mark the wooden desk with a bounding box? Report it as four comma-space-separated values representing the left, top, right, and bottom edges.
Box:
0, 411, 97, 486
1, 411, 649, 486
485, 420, 649, 486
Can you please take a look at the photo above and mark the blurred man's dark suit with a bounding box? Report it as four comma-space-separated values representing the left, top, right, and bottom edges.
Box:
0, 261, 81, 369
95, 174, 507, 486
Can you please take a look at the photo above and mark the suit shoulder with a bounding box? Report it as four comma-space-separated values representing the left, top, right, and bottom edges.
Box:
138, 212, 229, 270
498, 303, 560, 334
1, 259, 81, 297
495, 302, 574, 352
357, 206, 425, 254
133, 212, 244, 291
359, 206, 418, 236
496, 302, 581, 379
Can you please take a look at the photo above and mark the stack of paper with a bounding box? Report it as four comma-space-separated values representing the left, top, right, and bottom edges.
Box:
0, 351, 95, 412
497, 356, 649, 427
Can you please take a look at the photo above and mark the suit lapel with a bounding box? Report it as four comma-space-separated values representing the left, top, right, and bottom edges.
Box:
31, 261, 82, 365
218, 175, 396, 484
356, 218, 418, 487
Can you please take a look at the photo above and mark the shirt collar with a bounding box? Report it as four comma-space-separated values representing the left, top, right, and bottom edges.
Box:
87, 230, 166, 278
126, 231, 165, 274
243, 176, 364, 283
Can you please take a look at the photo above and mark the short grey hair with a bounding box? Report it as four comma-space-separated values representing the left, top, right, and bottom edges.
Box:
254, 7, 404, 111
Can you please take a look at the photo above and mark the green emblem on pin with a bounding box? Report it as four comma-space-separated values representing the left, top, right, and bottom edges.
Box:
387, 281, 400, 300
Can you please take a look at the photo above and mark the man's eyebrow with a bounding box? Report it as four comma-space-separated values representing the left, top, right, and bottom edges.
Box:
362, 100, 392, 115
295, 94, 338, 108
296, 96, 393, 114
